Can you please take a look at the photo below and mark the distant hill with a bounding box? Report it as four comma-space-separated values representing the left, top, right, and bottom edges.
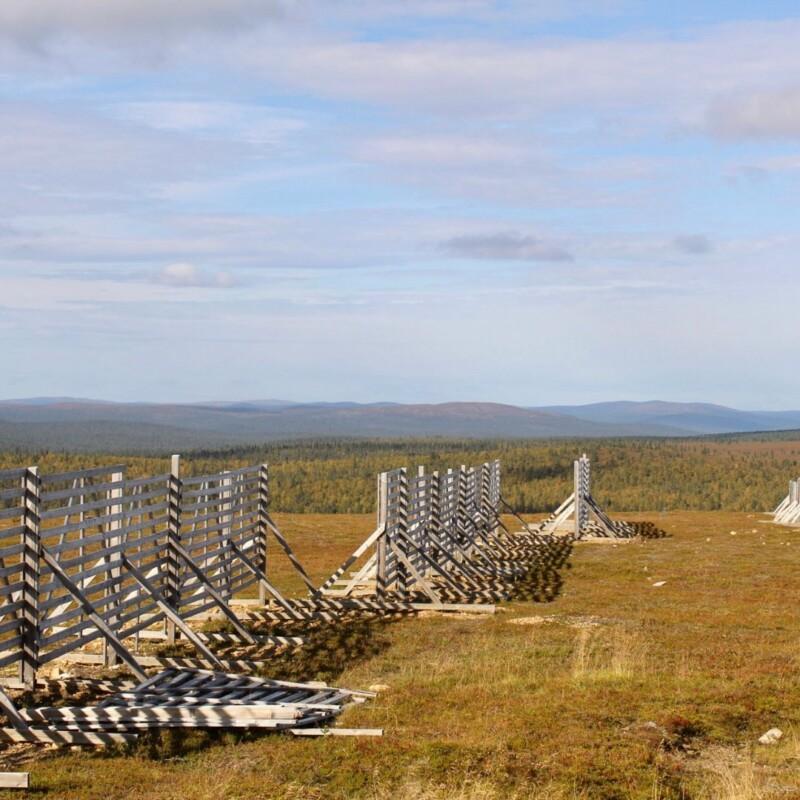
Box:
1, 397, 799, 453
539, 401, 800, 435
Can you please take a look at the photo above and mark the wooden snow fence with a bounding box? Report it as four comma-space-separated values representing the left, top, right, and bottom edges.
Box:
773, 478, 800, 526
0, 458, 310, 687
253, 458, 551, 624
521, 455, 638, 540
0, 457, 378, 749
0, 452, 543, 755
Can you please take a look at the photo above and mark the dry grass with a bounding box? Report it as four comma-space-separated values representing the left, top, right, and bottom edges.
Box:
4, 510, 800, 799
571, 626, 649, 682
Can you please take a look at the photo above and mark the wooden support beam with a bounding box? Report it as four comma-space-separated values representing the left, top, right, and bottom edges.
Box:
170, 539, 256, 644
391, 547, 442, 604
228, 541, 305, 622
119, 556, 223, 669
264, 513, 319, 597
39, 546, 146, 681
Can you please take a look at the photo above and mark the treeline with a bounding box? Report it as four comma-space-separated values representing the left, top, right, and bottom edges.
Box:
2, 436, 800, 514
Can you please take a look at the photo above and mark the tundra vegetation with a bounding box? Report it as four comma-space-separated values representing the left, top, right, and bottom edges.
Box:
0, 436, 799, 798
2, 433, 798, 514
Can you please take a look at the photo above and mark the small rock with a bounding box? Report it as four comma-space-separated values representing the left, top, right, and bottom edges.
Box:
368, 684, 390, 693
730, 531, 737, 536
706, 537, 711, 542
758, 728, 783, 745
652, 581, 667, 587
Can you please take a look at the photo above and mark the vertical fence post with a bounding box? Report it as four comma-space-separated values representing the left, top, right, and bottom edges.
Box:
443, 469, 456, 561
20, 467, 40, 689
103, 469, 124, 667
573, 459, 582, 538
429, 469, 440, 566
375, 472, 388, 600
492, 460, 502, 537
257, 464, 269, 605
456, 466, 470, 552
416, 466, 429, 575
165, 455, 181, 645
219, 472, 233, 601
581, 455, 591, 531
479, 463, 491, 537
394, 469, 410, 596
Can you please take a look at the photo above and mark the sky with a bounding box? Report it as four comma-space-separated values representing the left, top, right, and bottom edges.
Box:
1, 0, 800, 408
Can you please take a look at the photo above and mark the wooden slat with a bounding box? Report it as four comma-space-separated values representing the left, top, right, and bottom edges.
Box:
0, 772, 29, 788
40, 465, 126, 486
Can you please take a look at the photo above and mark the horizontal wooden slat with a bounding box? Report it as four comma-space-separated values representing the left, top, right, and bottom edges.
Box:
40, 465, 127, 486
41, 477, 127, 503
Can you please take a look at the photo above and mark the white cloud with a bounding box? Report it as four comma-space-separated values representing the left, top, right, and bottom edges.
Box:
707, 88, 800, 139
232, 21, 800, 122
0, 104, 247, 214
156, 263, 236, 288
115, 101, 306, 145
358, 134, 526, 166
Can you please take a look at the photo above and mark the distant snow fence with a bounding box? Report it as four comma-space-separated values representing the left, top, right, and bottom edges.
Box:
528, 454, 639, 539
0, 454, 557, 751
773, 478, 800, 526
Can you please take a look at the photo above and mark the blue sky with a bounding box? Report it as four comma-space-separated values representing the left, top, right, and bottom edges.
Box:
1, 1, 800, 407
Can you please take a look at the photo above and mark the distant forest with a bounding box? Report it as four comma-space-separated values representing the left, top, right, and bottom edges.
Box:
2, 435, 799, 514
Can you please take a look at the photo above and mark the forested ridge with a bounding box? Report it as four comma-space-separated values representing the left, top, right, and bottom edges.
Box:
2, 435, 799, 514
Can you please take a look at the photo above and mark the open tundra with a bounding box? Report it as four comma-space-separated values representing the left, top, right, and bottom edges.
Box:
0, 508, 797, 799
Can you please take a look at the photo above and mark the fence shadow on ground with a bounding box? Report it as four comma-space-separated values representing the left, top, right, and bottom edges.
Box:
507, 536, 573, 603
255, 615, 398, 684
624, 520, 670, 539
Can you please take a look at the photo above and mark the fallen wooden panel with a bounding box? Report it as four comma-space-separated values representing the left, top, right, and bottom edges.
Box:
290, 728, 384, 737
60, 652, 272, 673
0, 726, 136, 745
13, 668, 375, 740
22, 703, 303, 725
0, 772, 29, 789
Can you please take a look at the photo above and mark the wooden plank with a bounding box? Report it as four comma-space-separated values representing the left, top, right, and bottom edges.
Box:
0, 772, 29, 788
39, 546, 146, 681
228, 541, 304, 621
170, 540, 257, 643
290, 728, 383, 737
263, 513, 319, 596
40, 465, 126, 486
119, 556, 223, 669
22, 704, 303, 724
20, 467, 40, 688
0, 726, 136, 745
0, 685, 35, 742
